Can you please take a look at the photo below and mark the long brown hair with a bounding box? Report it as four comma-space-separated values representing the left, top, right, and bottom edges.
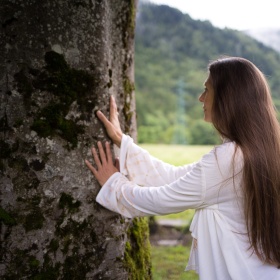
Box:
209, 57, 280, 267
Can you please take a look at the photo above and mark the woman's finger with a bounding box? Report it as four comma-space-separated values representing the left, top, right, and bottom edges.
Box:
85, 159, 97, 176
97, 111, 115, 135
96, 110, 110, 126
110, 95, 118, 121
97, 141, 107, 164
105, 141, 113, 164
115, 157, 120, 171
91, 147, 101, 168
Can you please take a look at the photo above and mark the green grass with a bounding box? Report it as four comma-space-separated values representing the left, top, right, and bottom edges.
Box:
151, 245, 198, 280
156, 209, 194, 223
139, 144, 213, 166
139, 144, 211, 279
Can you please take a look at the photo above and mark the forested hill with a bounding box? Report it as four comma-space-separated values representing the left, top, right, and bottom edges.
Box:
134, 2, 280, 144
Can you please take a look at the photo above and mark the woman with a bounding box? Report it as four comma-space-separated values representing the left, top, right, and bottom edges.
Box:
85, 57, 280, 279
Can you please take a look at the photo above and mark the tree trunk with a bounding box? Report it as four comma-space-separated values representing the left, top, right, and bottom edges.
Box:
0, 0, 151, 279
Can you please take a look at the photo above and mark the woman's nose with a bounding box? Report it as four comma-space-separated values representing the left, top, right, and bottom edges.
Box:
199, 93, 205, 102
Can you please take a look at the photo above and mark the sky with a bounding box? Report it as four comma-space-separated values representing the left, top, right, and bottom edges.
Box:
149, 0, 280, 31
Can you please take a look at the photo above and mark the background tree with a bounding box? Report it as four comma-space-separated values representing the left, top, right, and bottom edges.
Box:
0, 0, 151, 279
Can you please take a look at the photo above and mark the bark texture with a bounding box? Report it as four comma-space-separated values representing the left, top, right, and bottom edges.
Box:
0, 0, 151, 279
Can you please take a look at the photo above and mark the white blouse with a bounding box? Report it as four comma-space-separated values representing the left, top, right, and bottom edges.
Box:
96, 135, 280, 280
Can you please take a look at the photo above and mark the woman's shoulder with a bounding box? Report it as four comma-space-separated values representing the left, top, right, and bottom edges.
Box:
200, 141, 243, 170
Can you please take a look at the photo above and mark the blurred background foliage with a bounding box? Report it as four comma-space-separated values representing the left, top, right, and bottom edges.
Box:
135, 2, 280, 144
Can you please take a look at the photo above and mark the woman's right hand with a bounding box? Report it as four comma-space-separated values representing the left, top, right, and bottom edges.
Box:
96, 95, 123, 147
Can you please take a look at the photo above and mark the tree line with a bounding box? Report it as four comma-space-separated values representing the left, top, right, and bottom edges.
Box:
135, 2, 280, 144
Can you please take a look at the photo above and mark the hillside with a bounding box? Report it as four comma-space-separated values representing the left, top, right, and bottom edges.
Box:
135, 2, 280, 144
245, 28, 280, 53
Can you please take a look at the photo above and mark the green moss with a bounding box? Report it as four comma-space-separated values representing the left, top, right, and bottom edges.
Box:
15, 197, 43, 231
56, 219, 87, 238
48, 239, 59, 252
35, 254, 61, 280
8, 156, 29, 171
120, 0, 136, 49
30, 195, 41, 206
0, 207, 16, 226
31, 102, 84, 148
62, 254, 88, 279
31, 119, 52, 138
124, 217, 152, 280
13, 51, 97, 149
23, 208, 45, 232
122, 77, 135, 134
4, 249, 28, 278
61, 236, 72, 254
127, 0, 136, 32
60, 247, 97, 279
9, 156, 40, 190
58, 192, 81, 213
3, 250, 54, 279
55, 193, 86, 250
42, 51, 96, 112
29, 256, 40, 269
6, 252, 60, 280
123, 77, 135, 94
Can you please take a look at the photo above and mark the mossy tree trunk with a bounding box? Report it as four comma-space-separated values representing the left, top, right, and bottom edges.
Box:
0, 0, 151, 279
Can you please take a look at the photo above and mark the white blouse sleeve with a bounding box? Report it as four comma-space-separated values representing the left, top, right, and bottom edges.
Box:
119, 134, 197, 186
96, 141, 240, 219
96, 157, 205, 218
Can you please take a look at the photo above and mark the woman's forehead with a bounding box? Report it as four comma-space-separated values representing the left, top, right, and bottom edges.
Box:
204, 75, 212, 86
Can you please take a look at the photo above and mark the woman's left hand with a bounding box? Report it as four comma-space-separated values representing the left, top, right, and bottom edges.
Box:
85, 141, 119, 186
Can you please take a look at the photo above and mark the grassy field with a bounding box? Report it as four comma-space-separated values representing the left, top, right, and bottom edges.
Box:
151, 246, 198, 280
139, 144, 213, 166
139, 144, 212, 280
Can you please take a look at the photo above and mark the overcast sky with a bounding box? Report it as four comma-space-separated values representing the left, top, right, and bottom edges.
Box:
148, 0, 280, 31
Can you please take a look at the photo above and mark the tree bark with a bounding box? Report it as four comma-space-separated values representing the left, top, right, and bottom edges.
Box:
0, 0, 151, 279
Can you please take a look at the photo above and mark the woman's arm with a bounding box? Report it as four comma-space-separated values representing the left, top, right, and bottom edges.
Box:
119, 134, 197, 186
95, 159, 205, 218
86, 140, 240, 218
95, 96, 196, 186
86, 141, 205, 218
